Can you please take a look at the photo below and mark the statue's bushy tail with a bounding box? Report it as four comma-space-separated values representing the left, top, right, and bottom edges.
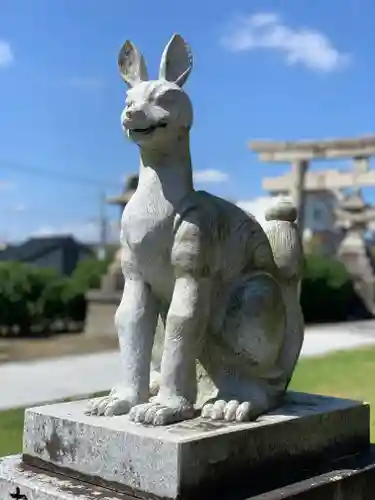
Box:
262, 199, 305, 386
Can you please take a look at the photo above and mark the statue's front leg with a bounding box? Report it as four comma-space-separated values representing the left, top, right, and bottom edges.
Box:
86, 277, 158, 416
129, 275, 210, 426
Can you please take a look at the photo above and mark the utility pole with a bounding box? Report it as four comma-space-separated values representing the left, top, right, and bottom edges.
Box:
97, 191, 108, 261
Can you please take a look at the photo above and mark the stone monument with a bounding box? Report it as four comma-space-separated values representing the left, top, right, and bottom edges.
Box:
2, 34, 375, 500
84, 174, 138, 337
85, 32, 304, 424
102, 174, 139, 293
336, 188, 375, 315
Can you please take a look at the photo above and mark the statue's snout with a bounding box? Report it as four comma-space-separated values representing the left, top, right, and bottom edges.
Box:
123, 107, 147, 127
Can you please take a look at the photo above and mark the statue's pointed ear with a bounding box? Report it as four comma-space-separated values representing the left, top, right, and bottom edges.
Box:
118, 40, 148, 88
159, 34, 193, 87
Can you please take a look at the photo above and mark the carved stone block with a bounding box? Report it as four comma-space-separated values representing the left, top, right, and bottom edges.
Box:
22, 393, 369, 500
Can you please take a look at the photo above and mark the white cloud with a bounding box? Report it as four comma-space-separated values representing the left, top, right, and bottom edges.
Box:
237, 196, 274, 225
0, 40, 14, 68
221, 12, 350, 72
194, 169, 229, 184
63, 76, 104, 91
237, 195, 289, 226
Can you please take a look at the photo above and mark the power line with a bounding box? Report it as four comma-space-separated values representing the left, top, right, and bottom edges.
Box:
0, 160, 123, 245
0, 159, 121, 188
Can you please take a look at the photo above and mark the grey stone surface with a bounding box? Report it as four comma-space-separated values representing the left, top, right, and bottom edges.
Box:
0, 455, 130, 500
336, 189, 375, 315
3, 450, 375, 500
250, 446, 375, 499
250, 136, 375, 161
23, 392, 369, 500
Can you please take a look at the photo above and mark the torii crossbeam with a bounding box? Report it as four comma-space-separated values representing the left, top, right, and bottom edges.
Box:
249, 135, 375, 235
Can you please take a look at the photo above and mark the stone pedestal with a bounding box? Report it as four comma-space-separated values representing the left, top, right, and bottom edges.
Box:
84, 172, 138, 338
1, 392, 375, 499
84, 290, 122, 337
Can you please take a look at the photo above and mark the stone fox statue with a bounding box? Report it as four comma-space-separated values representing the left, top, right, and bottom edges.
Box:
86, 34, 304, 426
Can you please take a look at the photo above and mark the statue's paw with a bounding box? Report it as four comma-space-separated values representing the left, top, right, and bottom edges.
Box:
129, 398, 195, 426
201, 399, 254, 422
84, 388, 140, 417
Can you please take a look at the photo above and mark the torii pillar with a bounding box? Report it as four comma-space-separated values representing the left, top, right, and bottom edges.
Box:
249, 136, 375, 237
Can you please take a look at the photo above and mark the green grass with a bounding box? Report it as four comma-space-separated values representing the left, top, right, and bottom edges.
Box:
290, 346, 375, 439
1, 347, 375, 456
0, 407, 25, 456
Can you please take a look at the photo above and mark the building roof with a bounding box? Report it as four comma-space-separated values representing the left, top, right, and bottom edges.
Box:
0, 235, 92, 262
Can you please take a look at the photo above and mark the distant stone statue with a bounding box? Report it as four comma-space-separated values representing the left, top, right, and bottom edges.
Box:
86, 34, 304, 425
103, 174, 139, 293
336, 188, 375, 314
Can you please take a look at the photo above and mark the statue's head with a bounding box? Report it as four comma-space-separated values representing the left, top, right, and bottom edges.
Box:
118, 34, 193, 150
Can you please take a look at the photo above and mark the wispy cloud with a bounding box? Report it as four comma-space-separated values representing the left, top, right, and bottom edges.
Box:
237, 195, 290, 226
221, 12, 350, 73
63, 76, 104, 91
0, 40, 14, 68
237, 196, 275, 225
194, 169, 229, 184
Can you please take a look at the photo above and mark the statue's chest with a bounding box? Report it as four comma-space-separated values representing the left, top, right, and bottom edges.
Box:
121, 194, 175, 292
123, 194, 174, 244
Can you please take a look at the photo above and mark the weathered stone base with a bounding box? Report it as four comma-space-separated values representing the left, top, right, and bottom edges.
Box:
252, 447, 375, 499
84, 291, 121, 337
0, 455, 130, 500
2, 450, 375, 500
22, 392, 369, 500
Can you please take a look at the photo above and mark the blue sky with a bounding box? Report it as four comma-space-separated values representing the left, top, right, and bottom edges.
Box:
0, 0, 374, 242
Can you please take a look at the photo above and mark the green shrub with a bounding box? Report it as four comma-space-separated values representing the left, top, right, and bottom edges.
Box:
62, 279, 87, 323
0, 254, 367, 334
301, 255, 369, 323
0, 262, 86, 336
71, 256, 109, 292
0, 262, 50, 332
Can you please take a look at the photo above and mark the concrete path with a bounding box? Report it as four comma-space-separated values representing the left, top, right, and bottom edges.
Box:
1, 320, 375, 411
0, 351, 121, 411
301, 320, 375, 357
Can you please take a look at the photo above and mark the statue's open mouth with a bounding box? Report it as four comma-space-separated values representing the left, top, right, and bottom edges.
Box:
130, 122, 168, 135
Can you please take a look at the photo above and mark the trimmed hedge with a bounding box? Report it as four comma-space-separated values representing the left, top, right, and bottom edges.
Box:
300, 255, 370, 323
71, 256, 110, 292
0, 262, 87, 336
0, 254, 370, 336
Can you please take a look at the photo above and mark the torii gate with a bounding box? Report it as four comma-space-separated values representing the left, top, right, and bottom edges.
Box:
249, 136, 375, 235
